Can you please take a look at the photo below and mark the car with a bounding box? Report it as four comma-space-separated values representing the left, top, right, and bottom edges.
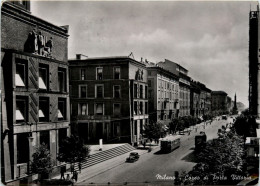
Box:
126, 152, 140, 162
222, 115, 227, 120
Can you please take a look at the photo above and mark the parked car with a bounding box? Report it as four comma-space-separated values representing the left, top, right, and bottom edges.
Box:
126, 152, 140, 162
222, 115, 227, 120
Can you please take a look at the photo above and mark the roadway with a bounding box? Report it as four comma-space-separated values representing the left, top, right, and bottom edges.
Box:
77, 117, 233, 185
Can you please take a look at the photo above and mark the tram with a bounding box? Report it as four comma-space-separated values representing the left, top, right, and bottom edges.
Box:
160, 135, 181, 152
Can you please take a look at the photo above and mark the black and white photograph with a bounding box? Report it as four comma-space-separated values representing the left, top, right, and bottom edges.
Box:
1, 0, 259, 185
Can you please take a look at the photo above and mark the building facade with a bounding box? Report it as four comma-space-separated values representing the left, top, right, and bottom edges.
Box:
1, 1, 70, 183
249, 6, 260, 117
147, 65, 179, 124
196, 82, 211, 116
69, 55, 148, 146
211, 91, 228, 115
190, 80, 201, 117
157, 59, 190, 117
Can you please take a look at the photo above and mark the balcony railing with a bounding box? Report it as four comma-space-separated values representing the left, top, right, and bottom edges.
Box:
77, 115, 111, 120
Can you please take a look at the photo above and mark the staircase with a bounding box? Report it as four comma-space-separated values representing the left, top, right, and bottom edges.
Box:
74, 144, 136, 171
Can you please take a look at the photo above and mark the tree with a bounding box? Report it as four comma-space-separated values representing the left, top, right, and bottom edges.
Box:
30, 143, 53, 180
233, 115, 257, 138
144, 121, 164, 141
57, 135, 90, 164
180, 129, 246, 185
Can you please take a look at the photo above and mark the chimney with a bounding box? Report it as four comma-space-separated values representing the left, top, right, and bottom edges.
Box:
76, 54, 88, 60
76, 54, 81, 60
141, 57, 143, 62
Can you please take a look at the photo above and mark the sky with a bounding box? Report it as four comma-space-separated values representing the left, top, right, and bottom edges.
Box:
31, 0, 259, 107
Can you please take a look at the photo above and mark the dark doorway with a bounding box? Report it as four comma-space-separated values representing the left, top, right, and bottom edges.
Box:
78, 123, 89, 144
96, 123, 103, 142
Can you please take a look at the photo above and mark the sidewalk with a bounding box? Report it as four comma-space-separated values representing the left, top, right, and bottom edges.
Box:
53, 120, 218, 184
52, 143, 160, 184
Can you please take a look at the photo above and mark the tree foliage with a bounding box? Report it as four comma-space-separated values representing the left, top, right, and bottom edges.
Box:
233, 115, 257, 138
169, 116, 200, 133
180, 129, 246, 185
57, 135, 90, 164
144, 121, 165, 141
30, 144, 53, 178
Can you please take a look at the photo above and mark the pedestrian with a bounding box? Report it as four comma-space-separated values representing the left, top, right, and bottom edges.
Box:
66, 174, 70, 181
71, 163, 74, 174
78, 162, 82, 173
73, 171, 78, 182
60, 165, 66, 180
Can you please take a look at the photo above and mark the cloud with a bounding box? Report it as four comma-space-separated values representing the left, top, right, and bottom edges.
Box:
31, 1, 254, 106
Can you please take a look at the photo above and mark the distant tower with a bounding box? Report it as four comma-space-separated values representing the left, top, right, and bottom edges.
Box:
249, 4, 260, 117
234, 93, 237, 110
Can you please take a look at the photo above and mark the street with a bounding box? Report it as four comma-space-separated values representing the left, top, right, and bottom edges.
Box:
77, 117, 233, 185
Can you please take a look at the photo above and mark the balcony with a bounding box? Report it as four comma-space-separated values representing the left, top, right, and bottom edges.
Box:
77, 115, 111, 121
164, 98, 169, 102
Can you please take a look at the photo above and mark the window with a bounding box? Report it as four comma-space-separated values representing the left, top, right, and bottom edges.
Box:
140, 102, 143, 114
95, 103, 104, 115
58, 128, 67, 151
134, 84, 137, 98
113, 122, 120, 136
148, 80, 151, 87
148, 90, 152, 99
17, 133, 29, 164
114, 67, 120, 79
79, 85, 87, 98
134, 101, 137, 115
140, 85, 143, 98
40, 131, 50, 150
16, 96, 28, 123
96, 85, 103, 98
96, 67, 103, 80
58, 68, 66, 92
81, 69, 86, 80
39, 97, 49, 122
145, 86, 148, 99
39, 64, 48, 90
78, 103, 88, 115
58, 98, 66, 120
145, 102, 148, 114
114, 85, 120, 98
15, 60, 27, 87
113, 103, 121, 116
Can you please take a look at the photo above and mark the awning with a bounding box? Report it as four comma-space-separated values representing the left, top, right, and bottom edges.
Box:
58, 109, 63, 118
15, 74, 25, 87
16, 109, 24, 120
39, 109, 45, 118
39, 77, 47, 89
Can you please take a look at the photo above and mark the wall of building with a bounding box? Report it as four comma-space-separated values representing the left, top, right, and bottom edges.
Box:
1, 4, 68, 62
1, 2, 69, 183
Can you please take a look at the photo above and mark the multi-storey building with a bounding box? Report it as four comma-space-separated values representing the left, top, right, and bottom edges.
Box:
1, 1, 70, 184
147, 65, 179, 124
211, 91, 228, 115
69, 55, 148, 146
190, 80, 201, 117
158, 59, 190, 117
249, 6, 260, 117
196, 82, 211, 116
227, 96, 232, 113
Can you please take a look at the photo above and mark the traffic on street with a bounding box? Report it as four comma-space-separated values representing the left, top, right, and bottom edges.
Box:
77, 117, 234, 185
